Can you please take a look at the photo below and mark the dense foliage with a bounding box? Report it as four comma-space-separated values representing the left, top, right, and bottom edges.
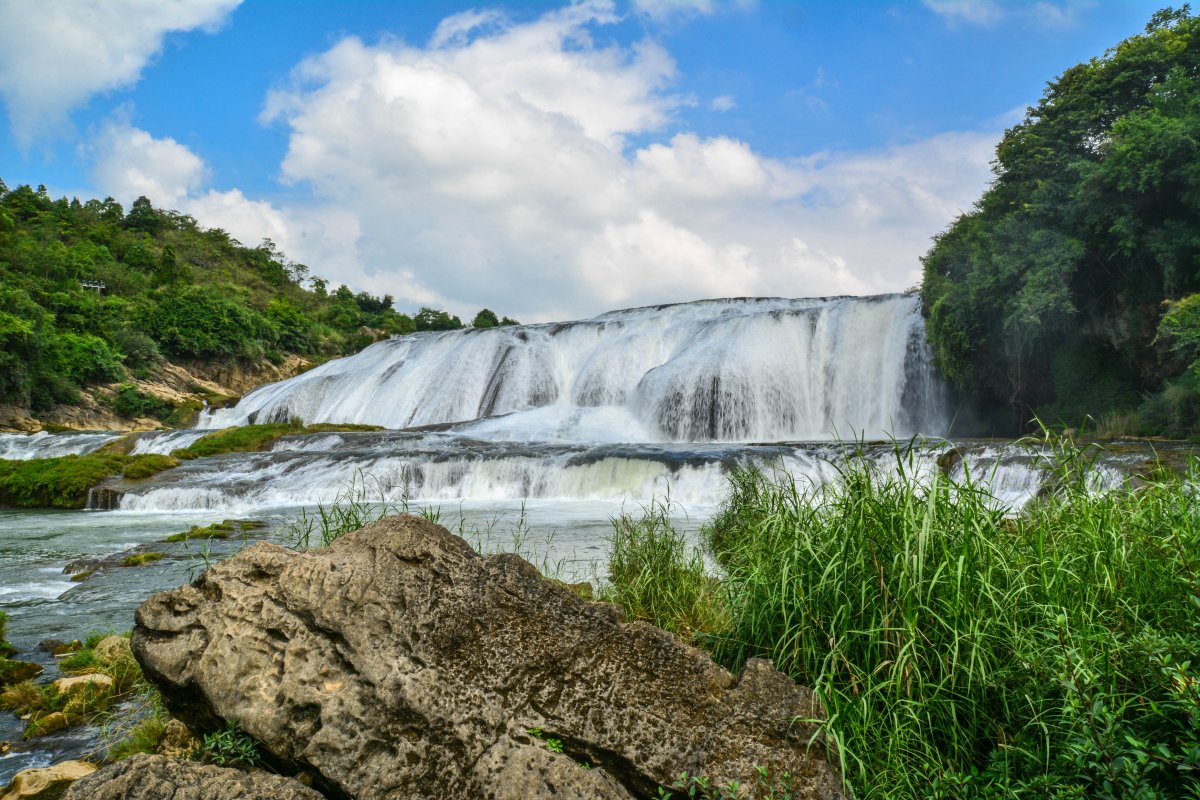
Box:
608, 439, 1200, 799
0, 181, 518, 414
921, 7, 1200, 433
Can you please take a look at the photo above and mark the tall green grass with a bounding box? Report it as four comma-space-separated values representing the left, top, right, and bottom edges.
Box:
609, 438, 1200, 799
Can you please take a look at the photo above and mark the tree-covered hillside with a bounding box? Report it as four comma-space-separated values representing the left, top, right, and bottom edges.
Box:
0, 180, 516, 418
922, 6, 1200, 435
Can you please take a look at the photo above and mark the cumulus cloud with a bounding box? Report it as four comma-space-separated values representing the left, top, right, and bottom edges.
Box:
89, 118, 368, 296
250, 2, 994, 320
0, 0, 241, 147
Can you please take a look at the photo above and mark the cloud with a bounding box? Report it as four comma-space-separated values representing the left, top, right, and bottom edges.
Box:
924, 0, 1093, 29
89, 118, 370, 297
709, 94, 736, 112
250, 2, 995, 321
0, 0, 241, 147
629, 0, 757, 23
922, 0, 1004, 26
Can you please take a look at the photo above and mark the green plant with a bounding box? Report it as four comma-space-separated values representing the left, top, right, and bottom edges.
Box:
201, 719, 260, 767
287, 471, 398, 549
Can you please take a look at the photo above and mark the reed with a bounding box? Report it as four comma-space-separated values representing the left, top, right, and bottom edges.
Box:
609, 437, 1200, 798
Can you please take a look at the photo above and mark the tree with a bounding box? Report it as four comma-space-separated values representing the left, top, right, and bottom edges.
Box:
472, 308, 500, 328
921, 6, 1200, 428
414, 307, 463, 331
125, 196, 162, 235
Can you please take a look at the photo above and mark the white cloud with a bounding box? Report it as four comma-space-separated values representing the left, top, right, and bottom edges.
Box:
1031, 1, 1094, 29
630, 0, 757, 23
251, 4, 995, 321
91, 117, 208, 207
0, 0, 241, 148
922, 0, 1004, 26
709, 94, 736, 112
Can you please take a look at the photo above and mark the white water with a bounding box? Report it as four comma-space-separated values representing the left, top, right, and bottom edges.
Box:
0, 431, 119, 460
200, 294, 949, 442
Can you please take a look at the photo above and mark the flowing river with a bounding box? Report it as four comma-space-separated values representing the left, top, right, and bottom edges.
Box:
0, 294, 1189, 782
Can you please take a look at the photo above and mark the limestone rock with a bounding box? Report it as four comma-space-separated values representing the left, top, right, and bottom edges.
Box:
51, 673, 114, 697
60, 754, 322, 800
24, 712, 69, 738
133, 514, 844, 800
1, 760, 95, 800
91, 636, 131, 666
0, 659, 41, 688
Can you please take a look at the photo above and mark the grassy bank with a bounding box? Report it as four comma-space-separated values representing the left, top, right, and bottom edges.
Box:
607, 438, 1200, 799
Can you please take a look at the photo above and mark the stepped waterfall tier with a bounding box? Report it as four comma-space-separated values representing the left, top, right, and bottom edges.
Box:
200, 294, 950, 442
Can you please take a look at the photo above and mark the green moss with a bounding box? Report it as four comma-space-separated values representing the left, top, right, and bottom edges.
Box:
69, 569, 94, 582
163, 518, 266, 542
175, 422, 384, 460
0, 658, 41, 687
0, 610, 14, 659
123, 454, 179, 480
122, 552, 165, 567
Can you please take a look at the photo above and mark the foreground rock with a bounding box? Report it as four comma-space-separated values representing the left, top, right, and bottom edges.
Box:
1, 760, 95, 800
61, 755, 322, 800
133, 514, 843, 800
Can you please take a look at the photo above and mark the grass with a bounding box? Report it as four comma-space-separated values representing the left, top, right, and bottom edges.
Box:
174, 421, 383, 460
606, 435, 1200, 800
164, 519, 267, 542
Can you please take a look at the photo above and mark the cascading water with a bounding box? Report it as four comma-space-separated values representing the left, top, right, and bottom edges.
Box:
199, 294, 950, 442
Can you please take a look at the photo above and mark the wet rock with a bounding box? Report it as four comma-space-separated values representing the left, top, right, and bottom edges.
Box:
23, 712, 68, 738
92, 637, 131, 666
60, 754, 322, 800
0, 759, 96, 800
0, 660, 41, 688
133, 514, 843, 800
51, 673, 114, 698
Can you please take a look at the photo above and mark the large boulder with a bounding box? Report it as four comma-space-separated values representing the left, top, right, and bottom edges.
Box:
1, 759, 95, 800
60, 754, 322, 800
133, 514, 843, 800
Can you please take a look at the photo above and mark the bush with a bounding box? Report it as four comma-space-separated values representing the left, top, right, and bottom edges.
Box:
112, 384, 173, 420
147, 286, 273, 359
53, 332, 124, 386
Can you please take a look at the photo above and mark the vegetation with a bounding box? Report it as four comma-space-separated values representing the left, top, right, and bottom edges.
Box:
173, 421, 382, 460
200, 720, 260, 767
163, 519, 266, 543
122, 552, 165, 567
607, 438, 1200, 799
0, 179, 518, 416
920, 7, 1200, 434
0, 451, 177, 508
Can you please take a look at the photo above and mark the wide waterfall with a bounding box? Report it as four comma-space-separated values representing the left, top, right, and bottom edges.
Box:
200, 293, 950, 442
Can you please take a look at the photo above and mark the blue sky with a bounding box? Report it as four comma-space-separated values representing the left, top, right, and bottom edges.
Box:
0, 0, 1166, 321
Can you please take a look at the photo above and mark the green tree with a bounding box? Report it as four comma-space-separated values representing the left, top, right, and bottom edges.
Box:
472, 308, 500, 328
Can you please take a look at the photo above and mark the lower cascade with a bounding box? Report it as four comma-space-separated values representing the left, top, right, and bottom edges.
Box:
199, 294, 951, 442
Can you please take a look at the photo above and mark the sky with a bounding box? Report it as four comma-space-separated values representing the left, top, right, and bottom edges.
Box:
0, 0, 1168, 322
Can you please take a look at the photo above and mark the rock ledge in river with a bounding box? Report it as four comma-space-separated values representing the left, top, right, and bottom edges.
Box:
133, 514, 843, 799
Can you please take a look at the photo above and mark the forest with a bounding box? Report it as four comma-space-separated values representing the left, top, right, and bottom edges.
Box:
0, 184, 516, 414
921, 6, 1200, 437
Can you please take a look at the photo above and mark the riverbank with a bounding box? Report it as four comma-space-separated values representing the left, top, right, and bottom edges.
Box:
604, 434, 1200, 799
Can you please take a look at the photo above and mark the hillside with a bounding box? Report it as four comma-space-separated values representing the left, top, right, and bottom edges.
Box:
0, 180, 516, 432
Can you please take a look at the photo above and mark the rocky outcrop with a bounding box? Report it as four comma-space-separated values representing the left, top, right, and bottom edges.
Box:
0, 759, 95, 800
133, 514, 843, 800
60, 755, 322, 800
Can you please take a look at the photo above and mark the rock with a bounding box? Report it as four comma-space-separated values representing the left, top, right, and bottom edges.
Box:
24, 712, 69, 738
156, 718, 200, 759
1, 760, 95, 800
0, 659, 41, 688
133, 514, 843, 800
60, 754, 322, 800
92, 636, 131, 665
51, 673, 114, 697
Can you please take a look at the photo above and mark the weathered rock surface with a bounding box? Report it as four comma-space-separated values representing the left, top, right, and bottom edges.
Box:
60, 754, 322, 800
51, 673, 113, 697
133, 514, 843, 800
0, 759, 95, 800
91, 636, 131, 665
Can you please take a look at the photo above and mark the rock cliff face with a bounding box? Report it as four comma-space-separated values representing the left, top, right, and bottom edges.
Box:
132, 515, 843, 800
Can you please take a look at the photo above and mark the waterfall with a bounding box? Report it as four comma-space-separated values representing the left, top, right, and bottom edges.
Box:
200, 293, 950, 442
